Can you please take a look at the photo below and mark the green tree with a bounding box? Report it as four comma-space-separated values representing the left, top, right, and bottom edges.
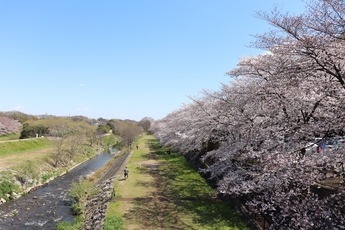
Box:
20, 123, 49, 139
97, 125, 111, 134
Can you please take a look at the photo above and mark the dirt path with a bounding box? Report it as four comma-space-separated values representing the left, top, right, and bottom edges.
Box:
109, 136, 205, 229
95, 150, 134, 184
120, 156, 171, 230
106, 135, 250, 230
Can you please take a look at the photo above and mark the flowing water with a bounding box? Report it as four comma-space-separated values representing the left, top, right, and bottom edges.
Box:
0, 147, 117, 230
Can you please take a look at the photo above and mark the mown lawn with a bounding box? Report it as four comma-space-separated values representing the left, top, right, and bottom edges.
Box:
0, 137, 53, 157
106, 134, 250, 230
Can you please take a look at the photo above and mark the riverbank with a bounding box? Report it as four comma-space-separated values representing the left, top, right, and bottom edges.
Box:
105, 134, 250, 229
0, 135, 118, 205
59, 149, 134, 229
0, 146, 118, 230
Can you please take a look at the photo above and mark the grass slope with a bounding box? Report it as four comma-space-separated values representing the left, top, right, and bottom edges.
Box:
106, 134, 250, 230
0, 138, 53, 157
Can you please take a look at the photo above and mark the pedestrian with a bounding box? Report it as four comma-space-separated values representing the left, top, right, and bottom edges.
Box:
136, 145, 139, 149
124, 167, 129, 179
317, 146, 322, 153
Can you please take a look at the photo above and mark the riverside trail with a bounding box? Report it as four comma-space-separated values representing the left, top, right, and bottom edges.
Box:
105, 134, 250, 230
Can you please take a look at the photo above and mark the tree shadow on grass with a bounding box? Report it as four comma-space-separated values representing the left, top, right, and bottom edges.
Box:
175, 200, 250, 229
147, 139, 167, 155
135, 180, 154, 188
122, 200, 160, 229
123, 199, 196, 230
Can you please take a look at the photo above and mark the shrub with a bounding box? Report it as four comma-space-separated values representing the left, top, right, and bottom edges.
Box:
71, 203, 83, 215
20, 123, 49, 139
0, 181, 20, 200
14, 161, 39, 186
102, 134, 117, 147
69, 181, 99, 215
42, 173, 54, 183
97, 125, 111, 134
71, 215, 84, 229
55, 221, 73, 230
69, 181, 92, 203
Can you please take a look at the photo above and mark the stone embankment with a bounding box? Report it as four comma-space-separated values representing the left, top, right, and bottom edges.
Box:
81, 150, 133, 229
84, 178, 115, 230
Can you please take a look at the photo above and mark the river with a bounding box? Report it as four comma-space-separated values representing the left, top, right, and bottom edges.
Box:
0, 147, 117, 230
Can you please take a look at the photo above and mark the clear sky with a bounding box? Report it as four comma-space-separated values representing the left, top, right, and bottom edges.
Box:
0, 0, 306, 121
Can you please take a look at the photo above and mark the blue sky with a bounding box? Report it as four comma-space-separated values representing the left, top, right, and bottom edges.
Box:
0, 0, 305, 121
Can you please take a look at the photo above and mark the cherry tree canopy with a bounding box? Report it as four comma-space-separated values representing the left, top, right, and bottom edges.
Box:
0, 116, 20, 136
152, 0, 345, 229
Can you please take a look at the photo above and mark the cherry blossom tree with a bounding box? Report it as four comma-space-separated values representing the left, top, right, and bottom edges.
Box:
0, 116, 20, 136
151, 1, 345, 229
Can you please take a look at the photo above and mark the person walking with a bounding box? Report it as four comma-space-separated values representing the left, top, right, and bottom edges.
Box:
124, 167, 129, 179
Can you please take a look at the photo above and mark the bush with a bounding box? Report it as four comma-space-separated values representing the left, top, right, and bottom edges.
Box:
104, 215, 124, 230
14, 161, 39, 186
97, 125, 111, 134
69, 181, 99, 215
71, 203, 83, 215
102, 134, 117, 147
71, 215, 84, 229
0, 181, 19, 200
42, 173, 55, 183
55, 221, 73, 230
69, 181, 92, 203
80, 145, 96, 157
20, 123, 49, 139
55, 216, 83, 230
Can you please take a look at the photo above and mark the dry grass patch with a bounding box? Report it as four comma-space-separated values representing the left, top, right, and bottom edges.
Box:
0, 147, 52, 169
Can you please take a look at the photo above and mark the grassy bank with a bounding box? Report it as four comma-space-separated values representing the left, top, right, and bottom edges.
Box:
106, 134, 250, 230
0, 138, 53, 157
0, 135, 118, 196
0, 133, 20, 141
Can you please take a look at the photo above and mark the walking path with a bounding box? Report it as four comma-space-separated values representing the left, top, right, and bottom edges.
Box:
95, 150, 134, 184
105, 134, 250, 230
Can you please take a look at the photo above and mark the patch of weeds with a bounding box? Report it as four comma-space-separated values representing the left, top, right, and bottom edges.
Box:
55, 221, 73, 230
42, 173, 55, 183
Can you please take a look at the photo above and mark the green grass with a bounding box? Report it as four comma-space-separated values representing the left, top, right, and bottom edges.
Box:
107, 134, 250, 230
175, 200, 250, 230
0, 138, 53, 157
149, 138, 249, 230
155, 147, 217, 198
130, 137, 152, 162
0, 133, 20, 141
150, 138, 216, 199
